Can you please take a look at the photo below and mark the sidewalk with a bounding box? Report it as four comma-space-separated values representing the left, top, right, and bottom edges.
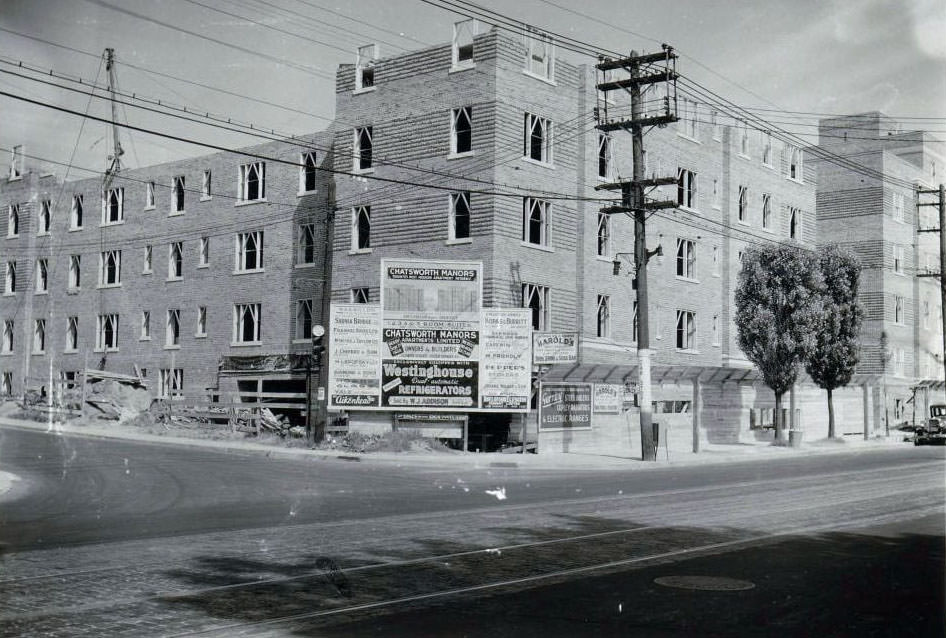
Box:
0, 413, 913, 474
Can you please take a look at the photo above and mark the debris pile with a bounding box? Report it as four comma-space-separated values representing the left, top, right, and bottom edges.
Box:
84, 372, 150, 421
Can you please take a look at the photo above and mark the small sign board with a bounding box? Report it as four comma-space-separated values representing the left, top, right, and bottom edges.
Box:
538, 382, 592, 430
532, 332, 579, 365
593, 384, 623, 414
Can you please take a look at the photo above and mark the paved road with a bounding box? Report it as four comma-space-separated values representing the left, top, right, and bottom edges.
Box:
0, 425, 943, 636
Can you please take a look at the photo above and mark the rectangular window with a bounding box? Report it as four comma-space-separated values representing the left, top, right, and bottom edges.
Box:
762, 132, 773, 166
679, 97, 698, 138
676, 310, 696, 350
5, 261, 15, 294
524, 28, 554, 80
99, 250, 121, 286
740, 124, 749, 157
140, 310, 150, 340
33, 319, 45, 353
196, 306, 207, 337
762, 194, 772, 229
355, 43, 376, 90
712, 314, 720, 346
896, 349, 905, 377
596, 294, 610, 338
522, 283, 549, 330
199, 237, 209, 267
233, 303, 261, 344
38, 200, 51, 235
298, 223, 316, 264
66, 316, 78, 351
893, 245, 904, 274
9, 145, 23, 179
171, 176, 185, 213
524, 113, 552, 164
236, 231, 264, 271
143, 245, 152, 274
676, 238, 696, 279
522, 197, 550, 247
598, 133, 612, 179
789, 146, 803, 181
296, 299, 313, 340
71, 195, 83, 229
96, 314, 119, 351
35, 259, 48, 293
166, 309, 181, 347
738, 186, 748, 223
677, 168, 697, 209
7, 204, 19, 237
711, 110, 721, 140
449, 192, 471, 241
202, 170, 212, 199
453, 18, 477, 66
597, 212, 610, 257
146, 181, 155, 209
168, 242, 183, 280
893, 192, 905, 222
790, 208, 801, 240
1, 372, 11, 395
354, 126, 373, 171
159, 368, 183, 399
351, 206, 371, 251
451, 106, 473, 155
238, 162, 265, 202
895, 295, 904, 324
2, 320, 13, 352
300, 151, 317, 193
351, 287, 369, 304
102, 187, 124, 224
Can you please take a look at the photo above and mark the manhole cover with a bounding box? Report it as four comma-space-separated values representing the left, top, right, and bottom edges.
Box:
654, 576, 755, 591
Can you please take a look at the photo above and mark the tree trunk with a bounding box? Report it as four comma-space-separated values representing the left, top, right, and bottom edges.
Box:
774, 392, 783, 443
827, 387, 836, 439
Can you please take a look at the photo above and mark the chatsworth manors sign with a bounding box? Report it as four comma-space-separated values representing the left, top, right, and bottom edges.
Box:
327, 259, 531, 412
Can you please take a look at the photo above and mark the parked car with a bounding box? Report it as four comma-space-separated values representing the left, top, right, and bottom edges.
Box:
914, 404, 946, 446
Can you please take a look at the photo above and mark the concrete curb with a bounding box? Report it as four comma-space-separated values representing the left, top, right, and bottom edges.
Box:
0, 415, 913, 472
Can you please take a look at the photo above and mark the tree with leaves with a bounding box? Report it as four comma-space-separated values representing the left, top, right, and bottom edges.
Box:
806, 246, 864, 438
735, 245, 823, 442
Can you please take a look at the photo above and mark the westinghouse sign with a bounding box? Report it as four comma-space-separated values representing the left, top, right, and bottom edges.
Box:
328, 260, 531, 412
381, 360, 478, 408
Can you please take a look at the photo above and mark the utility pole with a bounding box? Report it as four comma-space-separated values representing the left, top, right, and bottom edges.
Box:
917, 183, 946, 390
595, 46, 678, 461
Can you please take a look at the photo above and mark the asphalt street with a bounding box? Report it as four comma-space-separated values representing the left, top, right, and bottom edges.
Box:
0, 424, 943, 637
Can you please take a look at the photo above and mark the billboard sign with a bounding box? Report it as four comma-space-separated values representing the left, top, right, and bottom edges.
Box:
327, 303, 382, 409
539, 382, 592, 430
532, 332, 579, 365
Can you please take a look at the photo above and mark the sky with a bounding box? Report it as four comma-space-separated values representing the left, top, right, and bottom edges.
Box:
1, 0, 944, 180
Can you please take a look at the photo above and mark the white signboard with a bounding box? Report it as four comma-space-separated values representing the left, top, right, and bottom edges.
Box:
593, 383, 623, 415
328, 303, 382, 409
532, 332, 579, 365
479, 308, 532, 411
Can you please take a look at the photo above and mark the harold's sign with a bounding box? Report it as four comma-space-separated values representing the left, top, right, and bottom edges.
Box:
532, 332, 579, 365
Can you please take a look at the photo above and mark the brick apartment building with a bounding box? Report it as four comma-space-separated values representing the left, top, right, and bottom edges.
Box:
0, 135, 333, 400
1, 26, 938, 451
817, 112, 946, 427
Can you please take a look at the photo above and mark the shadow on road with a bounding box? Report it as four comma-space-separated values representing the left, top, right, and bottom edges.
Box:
160, 514, 945, 637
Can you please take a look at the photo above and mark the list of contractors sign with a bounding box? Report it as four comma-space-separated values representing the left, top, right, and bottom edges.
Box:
328, 260, 532, 412
327, 304, 382, 408
479, 308, 531, 410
